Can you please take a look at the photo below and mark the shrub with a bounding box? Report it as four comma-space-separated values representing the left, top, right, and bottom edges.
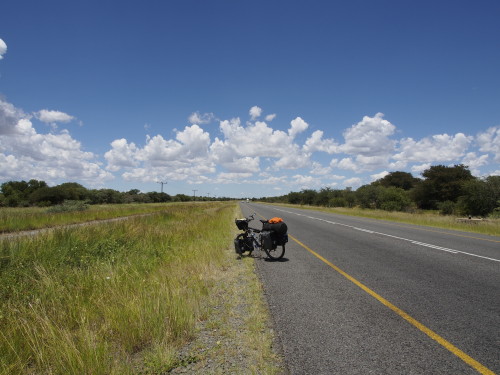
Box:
438, 200, 456, 215
46, 200, 89, 213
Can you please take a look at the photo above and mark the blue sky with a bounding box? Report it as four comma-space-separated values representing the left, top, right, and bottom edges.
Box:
1, 0, 499, 198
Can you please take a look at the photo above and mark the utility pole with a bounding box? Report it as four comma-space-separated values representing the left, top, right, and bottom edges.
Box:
192, 189, 198, 201
157, 181, 167, 193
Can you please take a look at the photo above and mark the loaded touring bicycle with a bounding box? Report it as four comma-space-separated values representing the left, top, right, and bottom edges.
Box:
234, 214, 288, 260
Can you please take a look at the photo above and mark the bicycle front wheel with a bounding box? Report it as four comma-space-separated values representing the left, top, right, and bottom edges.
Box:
264, 244, 285, 260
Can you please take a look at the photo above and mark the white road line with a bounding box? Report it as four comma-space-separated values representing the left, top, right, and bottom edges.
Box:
274, 208, 500, 263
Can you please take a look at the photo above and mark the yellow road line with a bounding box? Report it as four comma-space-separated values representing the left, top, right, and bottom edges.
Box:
290, 234, 496, 375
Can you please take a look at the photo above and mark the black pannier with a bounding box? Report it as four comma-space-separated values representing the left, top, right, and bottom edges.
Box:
234, 238, 244, 254
234, 236, 253, 254
261, 231, 273, 250
262, 231, 288, 251
262, 221, 287, 235
274, 233, 288, 246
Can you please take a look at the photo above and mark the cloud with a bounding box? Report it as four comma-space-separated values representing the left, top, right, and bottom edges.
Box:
340, 113, 396, 156
188, 111, 215, 125
265, 113, 276, 122
36, 109, 75, 124
303, 130, 337, 153
461, 152, 488, 175
0, 100, 111, 185
394, 133, 472, 164
335, 113, 397, 171
213, 117, 311, 171
411, 163, 431, 174
0, 99, 27, 135
343, 177, 363, 188
476, 126, 500, 162
289, 117, 309, 138
249, 106, 262, 120
292, 174, 322, 189
370, 171, 389, 181
106, 124, 214, 182
0, 39, 6, 60
310, 161, 331, 175
104, 139, 139, 171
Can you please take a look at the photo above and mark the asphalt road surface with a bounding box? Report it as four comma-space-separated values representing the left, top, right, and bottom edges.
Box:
240, 203, 500, 375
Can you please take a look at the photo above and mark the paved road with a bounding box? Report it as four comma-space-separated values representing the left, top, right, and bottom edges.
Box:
240, 203, 500, 375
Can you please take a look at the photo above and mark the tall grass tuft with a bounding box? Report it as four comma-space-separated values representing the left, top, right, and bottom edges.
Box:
0, 202, 236, 374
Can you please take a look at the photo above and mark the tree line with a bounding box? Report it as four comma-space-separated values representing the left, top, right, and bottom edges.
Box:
0, 181, 232, 208
257, 165, 500, 217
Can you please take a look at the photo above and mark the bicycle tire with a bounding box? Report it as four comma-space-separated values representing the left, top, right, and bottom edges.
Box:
264, 244, 285, 260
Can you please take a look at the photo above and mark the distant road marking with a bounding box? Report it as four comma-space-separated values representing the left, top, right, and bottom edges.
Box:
277, 207, 500, 243
275, 208, 500, 263
290, 234, 496, 375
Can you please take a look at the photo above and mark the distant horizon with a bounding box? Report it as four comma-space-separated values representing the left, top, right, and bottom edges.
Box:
1, 1, 499, 198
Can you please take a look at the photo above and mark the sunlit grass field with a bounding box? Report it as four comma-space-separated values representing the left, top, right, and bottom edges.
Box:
0, 203, 176, 233
0, 202, 238, 374
271, 203, 500, 237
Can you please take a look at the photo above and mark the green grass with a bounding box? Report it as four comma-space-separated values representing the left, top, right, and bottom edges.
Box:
270, 203, 500, 236
0, 202, 238, 374
0, 203, 178, 233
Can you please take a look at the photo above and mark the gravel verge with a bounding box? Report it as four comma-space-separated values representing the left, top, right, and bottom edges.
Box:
169, 244, 287, 374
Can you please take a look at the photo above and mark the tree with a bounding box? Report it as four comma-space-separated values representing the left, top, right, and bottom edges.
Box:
300, 189, 317, 206
29, 186, 67, 205
458, 176, 500, 216
413, 164, 475, 209
375, 171, 420, 190
315, 188, 333, 206
355, 185, 383, 209
379, 187, 412, 211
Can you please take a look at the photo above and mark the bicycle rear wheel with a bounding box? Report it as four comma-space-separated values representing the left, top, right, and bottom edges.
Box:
264, 244, 285, 260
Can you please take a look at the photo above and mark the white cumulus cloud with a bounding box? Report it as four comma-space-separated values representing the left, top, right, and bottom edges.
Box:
265, 113, 276, 122
249, 106, 262, 120
188, 111, 215, 125
0, 39, 6, 60
106, 125, 214, 182
36, 109, 75, 124
476, 126, 500, 162
289, 117, 309, 138
394, 133, 472, 164
303, 130, 338, 153
340, 113, 396, 156
0, 100, 111, 185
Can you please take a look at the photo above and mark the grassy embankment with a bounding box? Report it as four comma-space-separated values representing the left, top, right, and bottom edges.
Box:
270, 203, 500, 237
0, 203, 177, 233
0, 202, 282, 374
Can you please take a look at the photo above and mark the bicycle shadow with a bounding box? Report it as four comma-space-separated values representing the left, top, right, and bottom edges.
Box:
237, 253, 289, 262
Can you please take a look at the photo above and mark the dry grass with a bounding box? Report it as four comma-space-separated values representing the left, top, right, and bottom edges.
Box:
0, 202, 241, 374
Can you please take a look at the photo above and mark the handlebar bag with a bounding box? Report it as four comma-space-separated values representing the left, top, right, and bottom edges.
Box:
235, 219, 248, 230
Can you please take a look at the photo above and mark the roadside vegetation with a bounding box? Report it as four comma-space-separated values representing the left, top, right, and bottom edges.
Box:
0, 202, 180, 233
0, 180, 232, 208
273, 203, 500, 236
258, 165, 500, 229
0, 201, 282, 374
